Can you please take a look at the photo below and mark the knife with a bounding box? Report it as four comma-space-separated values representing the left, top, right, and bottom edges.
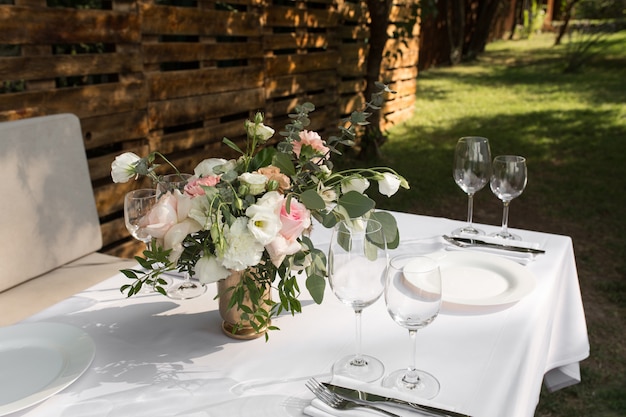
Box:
443, 235, 545, 255
322, 382, 471, 417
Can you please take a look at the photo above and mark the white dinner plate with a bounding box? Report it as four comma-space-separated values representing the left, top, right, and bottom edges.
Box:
438, 251, 536, 306
0, 322, 95, 416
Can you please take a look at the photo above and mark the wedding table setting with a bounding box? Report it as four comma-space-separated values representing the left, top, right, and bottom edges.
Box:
0, 108, 589, 417
0, 211, 589, 417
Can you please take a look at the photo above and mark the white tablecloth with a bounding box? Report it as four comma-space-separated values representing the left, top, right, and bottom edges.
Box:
9, 213, 589, 417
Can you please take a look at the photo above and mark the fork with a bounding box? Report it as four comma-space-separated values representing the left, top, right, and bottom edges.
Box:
305, 378, 401, 416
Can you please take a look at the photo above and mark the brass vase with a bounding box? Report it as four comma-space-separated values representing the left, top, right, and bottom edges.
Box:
217, 269, 271, 340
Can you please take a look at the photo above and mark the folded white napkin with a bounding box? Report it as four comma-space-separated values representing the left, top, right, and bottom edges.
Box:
303, 376, 460, 417
443, 234, 541, 265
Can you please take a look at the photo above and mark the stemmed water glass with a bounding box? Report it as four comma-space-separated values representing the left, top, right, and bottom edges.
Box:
383, 254, 442, 399
452, 136, 492, 236
328, 218, 388, 382
489, 155, 527, 240
158, 173, 207, 300
124, 188, 172, 291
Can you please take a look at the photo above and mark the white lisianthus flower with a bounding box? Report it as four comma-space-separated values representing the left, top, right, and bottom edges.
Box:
194, 158, 227, 177
246, 120, 275, 142
239, 172, 268, 195
220, 217, 264, 271
377, 172, 402, 197
195, 254, 230, 284
246, 206, 281, 245
111, 152, 141, 183
341, 176, 370, 194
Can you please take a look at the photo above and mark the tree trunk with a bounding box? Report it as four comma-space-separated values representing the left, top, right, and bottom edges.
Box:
446, 0, 465, 65
360, 0, 393, 159
554, 0, 581, 45
465, 0, 504, 59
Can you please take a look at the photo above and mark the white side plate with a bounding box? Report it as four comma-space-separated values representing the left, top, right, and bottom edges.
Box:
0, 322, 95, 415
438, 251, 536, 306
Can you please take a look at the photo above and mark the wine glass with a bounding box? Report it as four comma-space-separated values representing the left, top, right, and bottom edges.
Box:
328, 218, 388, 382
124, 188, 158, 248
159, 173, 207, 299
124, 189, 172, 291
489, 155, 527, 240
452, 136, 492, 236
383, 254, 442, 399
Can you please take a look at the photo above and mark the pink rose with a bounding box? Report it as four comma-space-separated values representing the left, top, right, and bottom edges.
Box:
278, 197, 311, 241
293, 130, 330, 159
266, 235, 301, 267
184, 176, 220, 197
141, 190, 193, 239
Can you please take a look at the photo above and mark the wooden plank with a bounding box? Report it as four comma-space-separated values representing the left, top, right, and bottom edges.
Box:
263, 33, 332, 50
0, 6, 140, 43
0, 51, 143, 81
141, 4, 261, 36
265, 70, 338, 99
265, 6, 338, 28
142, 41, 264, 64
147, 66, 264, 100
81, 111, 150, 150
0, 80, 148, 119
148, 88, 265, 129
265, 51, 339, 77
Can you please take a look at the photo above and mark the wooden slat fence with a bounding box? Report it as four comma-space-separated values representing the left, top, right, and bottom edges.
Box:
0, 0, 419, 257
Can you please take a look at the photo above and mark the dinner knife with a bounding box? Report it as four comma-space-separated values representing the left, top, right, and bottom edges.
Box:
443, 235, 545, 255
322, 382, 471, 417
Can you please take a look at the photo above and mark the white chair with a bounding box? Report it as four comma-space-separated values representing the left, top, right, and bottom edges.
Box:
0, 114, 134, 326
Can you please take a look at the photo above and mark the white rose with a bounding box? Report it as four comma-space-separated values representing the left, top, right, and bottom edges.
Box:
246, 120, 275, 141
239, 172, 268, 195
377, 172, 401, 197
111, 152, 141, 183
341, 176, 370, 194
195, 255, 230, 284
194, 158, 227, 177
163, 218, 202, 264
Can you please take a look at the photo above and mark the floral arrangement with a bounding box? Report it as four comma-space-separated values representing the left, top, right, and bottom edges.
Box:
111, 83, 409, 335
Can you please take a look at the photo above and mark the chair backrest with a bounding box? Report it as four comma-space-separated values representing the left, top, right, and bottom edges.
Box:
0, 114, 102, 292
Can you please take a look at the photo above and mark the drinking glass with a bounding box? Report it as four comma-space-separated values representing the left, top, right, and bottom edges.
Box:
452, 136, 492, 236
328, 218, 388, 382
489, 155, 527, 240
124, 188, 158, 248
159, 173, 207, 299
383, 255, 442, 398
124, 189, 172, 291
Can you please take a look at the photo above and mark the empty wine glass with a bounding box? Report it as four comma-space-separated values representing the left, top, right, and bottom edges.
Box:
158, 173, 207, 299
383, 255, 442, 399
124, 188, 157, 246
124, 189, 171, 292
490, 155, 527, 240
452, 136, 492, 236
328, 218, 388, 382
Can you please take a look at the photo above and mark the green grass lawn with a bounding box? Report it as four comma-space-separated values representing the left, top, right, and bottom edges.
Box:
351, 31, 626, 416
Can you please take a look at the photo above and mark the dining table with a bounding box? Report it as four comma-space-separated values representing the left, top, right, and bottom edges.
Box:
0, 211, 589, 417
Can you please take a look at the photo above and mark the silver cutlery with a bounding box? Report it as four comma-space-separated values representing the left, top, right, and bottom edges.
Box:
306, 378, 401, 416
442, 235, 545, 255
322, 381, 471, 417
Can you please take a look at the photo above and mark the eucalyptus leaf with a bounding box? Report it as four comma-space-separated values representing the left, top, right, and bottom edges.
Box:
299, 189, 326, 210
337, 191, 375, 218
370, 211, 399, 249
306, 274, 326, 304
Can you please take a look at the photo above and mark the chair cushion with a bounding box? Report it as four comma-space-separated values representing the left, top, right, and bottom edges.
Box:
0, 114, 103, 292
